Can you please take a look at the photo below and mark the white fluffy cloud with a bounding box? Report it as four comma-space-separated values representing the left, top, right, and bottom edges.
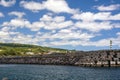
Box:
0, 0, 16, 7
0, 12, 4, 17
2, 18, 29, 29
12, 34, 35, 44
0, 27, 119, 47
0, 26, 38, 44
20, 1, 44, 12
75, 21, 113, 32
95, 4, 120, 11
40, 14, 73, 30
2, 14, 73, 31
27, 21, 44, 31
0, 28, 19, 43
20, 0, 78, 14
72, 12, 120, 21
8, 11, 25, 18
0, 31, 9, 37
45, 35, 120, 47
1, 19, 120, 48
40, 15, 65, 22
40, 29, 94, 40
72, 12, 120, 32
43, 0, 77, 14
2, 16, 43, 31
28, 14, 73, 31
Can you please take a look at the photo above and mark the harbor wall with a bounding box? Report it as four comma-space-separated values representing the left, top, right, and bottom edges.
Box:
0, 50, 120, 67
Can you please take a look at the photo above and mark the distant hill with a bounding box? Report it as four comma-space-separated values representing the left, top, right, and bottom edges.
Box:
0, 43, 68, 56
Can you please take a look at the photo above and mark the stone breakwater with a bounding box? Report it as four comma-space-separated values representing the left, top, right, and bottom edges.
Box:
0, 50, 120, 67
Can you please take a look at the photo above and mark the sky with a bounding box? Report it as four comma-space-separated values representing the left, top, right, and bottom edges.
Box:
0, 0, 120, 51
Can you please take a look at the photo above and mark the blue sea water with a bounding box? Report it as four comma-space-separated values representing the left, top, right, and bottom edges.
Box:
0, 64, 120, 80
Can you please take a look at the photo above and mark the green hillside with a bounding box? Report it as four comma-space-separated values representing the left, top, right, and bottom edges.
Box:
0, 43, 68, 56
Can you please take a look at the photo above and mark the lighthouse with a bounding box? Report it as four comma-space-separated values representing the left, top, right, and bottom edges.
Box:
110, 40, 112, 50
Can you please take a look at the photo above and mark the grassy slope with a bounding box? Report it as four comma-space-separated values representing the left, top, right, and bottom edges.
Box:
0, 43, 68, 56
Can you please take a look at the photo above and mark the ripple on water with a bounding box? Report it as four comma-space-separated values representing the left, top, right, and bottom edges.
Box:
0, 64, 120, 80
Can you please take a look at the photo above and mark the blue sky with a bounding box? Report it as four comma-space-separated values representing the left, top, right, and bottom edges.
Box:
0, 0, 120, 51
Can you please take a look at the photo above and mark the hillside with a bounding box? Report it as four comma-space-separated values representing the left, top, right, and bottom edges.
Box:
0, 43, 68, 56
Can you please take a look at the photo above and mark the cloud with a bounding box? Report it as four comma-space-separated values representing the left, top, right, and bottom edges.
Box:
40, 14, 73, 30
44, 35, 120, 47
71, 12, 120, 32
0, 31, 9, 37
0, 33, 35, 45
2, 14, 73, 31
0, 26, 119, 47
0, 27, 19, 43
8, 11, 25, 18
75, 21, 113, 32
112, 23, 120, 28
95, 4, 120, 11
1, 27, 11, 32
82, 37, 120, 47
72, 12, 120, 32
40, 29, 94, 40
0, 12, 4, 17
2, 16, 43, 31
32, 27, 96, 47
27, 21, 44, 31
2, 18, 31, 31
117, 32, 120, 36
72, 12, 120, 21
43, 0, 78, 14
0, 26, 37, 44
20, 0, 78, 14
20, 1, 44, 12
28, 14, 73, 31
12, 34, 35, 44
40, 14, 65, 22
0, 0, 16, 7
1, 17, 119, 48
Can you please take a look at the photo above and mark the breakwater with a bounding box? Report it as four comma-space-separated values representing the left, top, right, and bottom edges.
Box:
0, 50, 120, 67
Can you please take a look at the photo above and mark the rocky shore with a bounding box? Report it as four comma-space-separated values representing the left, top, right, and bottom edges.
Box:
0, 50, 120, 67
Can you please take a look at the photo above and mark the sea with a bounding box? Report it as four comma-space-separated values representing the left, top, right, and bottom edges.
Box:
0, 64, 120, 80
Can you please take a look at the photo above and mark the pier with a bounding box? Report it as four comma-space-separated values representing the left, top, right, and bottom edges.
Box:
0, 50, 120, 67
